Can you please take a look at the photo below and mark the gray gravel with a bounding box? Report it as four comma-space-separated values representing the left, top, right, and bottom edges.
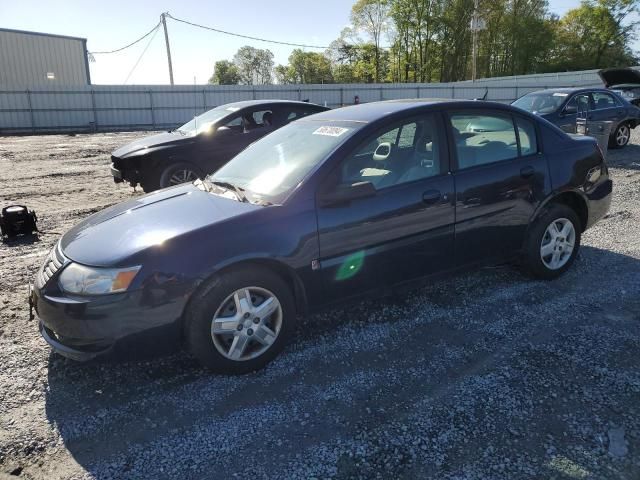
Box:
0, 131, 639, 479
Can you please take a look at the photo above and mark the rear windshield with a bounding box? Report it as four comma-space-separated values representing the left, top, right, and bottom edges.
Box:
512, 92, 568, 114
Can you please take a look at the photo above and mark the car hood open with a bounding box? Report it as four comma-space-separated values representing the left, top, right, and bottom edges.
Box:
60, 184, 259, 267
598, 68, 640, 87
111, 131, 193, 158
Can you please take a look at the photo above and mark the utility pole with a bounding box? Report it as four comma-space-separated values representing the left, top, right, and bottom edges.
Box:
161, 12, 175, 86
471, 0, 479, 82
470, 0, 485, 82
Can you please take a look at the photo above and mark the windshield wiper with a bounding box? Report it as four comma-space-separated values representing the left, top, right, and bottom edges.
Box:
210, 180, 249, 203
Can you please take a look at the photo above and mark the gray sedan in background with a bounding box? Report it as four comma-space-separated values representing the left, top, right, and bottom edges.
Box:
512, 87, 640, 148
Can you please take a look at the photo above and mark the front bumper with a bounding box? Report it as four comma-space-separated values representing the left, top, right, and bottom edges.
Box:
110, 163, 124, 183
110, 156, 140, 186
39, 320, 112, 361
32, 278, 187, 362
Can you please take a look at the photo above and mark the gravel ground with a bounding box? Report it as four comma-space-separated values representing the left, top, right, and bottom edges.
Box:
0, 130, 639, 480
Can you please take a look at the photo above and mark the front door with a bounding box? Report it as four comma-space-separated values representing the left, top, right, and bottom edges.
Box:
556, 94, 591, 133
447, 110, 550, 266
316, 113, 455, 301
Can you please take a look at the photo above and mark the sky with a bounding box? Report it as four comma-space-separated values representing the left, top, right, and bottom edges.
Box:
0, 0, 612, 85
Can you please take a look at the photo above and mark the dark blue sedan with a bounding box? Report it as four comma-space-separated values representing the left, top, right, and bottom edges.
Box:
32, 99, 612, 374
512, 87, 640, 148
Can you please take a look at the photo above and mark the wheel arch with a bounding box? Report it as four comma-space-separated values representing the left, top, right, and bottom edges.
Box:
531, 190, 589, 233
180, 258, 308, 333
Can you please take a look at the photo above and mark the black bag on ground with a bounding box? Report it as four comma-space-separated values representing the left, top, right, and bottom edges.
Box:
0, 205, 38, 238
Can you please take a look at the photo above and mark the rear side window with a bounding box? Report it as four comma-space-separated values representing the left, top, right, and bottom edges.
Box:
284, 107, 319, 122
515, 117, 538, 156
449, 113, 518, 169
592, 92, 619, 109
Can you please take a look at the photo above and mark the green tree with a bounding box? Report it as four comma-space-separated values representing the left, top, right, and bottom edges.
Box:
208, 60, 241, 85
351, 0, 390, 82
548, 0, 638, 70
232, 46, 275, 85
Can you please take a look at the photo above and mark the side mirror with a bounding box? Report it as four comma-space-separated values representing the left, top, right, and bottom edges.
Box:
318, 181, 376, 207
562, 106, 577, 116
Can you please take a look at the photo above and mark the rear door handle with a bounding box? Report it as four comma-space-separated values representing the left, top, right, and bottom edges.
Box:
422, 189, 441, 204
520, 166, 535, 178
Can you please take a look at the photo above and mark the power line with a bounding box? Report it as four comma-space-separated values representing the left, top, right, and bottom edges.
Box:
123, 24, 161, 84
166, 13, 329, 49
90, 21, 161, 55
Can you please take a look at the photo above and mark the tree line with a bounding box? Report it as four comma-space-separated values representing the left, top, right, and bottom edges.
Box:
209, 0, 639, 85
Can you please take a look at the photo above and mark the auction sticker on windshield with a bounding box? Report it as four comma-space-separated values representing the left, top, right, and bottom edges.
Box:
313, 126, 350, 137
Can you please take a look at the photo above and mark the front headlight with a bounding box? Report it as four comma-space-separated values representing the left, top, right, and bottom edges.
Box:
58, 263, 141, 295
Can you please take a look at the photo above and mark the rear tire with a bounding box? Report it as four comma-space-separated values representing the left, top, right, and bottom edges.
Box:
523, 204, 581, 280
609, 122, 630, 149
184, 266, 295, 374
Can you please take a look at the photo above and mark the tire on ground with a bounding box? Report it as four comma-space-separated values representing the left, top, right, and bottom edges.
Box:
522, 203, 582, 280
184, 266, 296, 374
609, 122, 630, 149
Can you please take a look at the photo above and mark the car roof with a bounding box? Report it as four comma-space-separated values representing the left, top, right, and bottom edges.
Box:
522, 87, 610, 95
220, 99, 326, 109
300, 98, 515, 124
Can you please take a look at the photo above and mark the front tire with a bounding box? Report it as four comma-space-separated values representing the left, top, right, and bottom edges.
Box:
523, 204, 581, 280
184, 266, 295, 374
159, 162, 202, 189
610, 122, 630, 149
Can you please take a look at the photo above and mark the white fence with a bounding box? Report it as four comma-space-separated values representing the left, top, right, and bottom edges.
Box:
0, 68, 605, 134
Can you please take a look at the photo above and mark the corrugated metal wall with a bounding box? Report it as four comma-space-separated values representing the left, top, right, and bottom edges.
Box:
0, 29, 89, 88
0, 68, 605, 134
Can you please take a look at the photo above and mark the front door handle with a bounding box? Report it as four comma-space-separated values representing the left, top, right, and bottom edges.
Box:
422, 189, 441, 204
520, 166, 535, 178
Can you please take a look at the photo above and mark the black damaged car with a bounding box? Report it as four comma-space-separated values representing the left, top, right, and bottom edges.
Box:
111, 100, 329, 192
33, 99, 612, 374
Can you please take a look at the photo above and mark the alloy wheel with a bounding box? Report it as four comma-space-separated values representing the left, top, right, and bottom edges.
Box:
169, 169, 198, 186
211, 287, 283, 361
540, 218, 576, 270
616, 124, 630, 146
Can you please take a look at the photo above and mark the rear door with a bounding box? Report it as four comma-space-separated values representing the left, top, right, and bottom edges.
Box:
316, 113, 455, 301
448, 109, 550, 266
590, 91, 626, 124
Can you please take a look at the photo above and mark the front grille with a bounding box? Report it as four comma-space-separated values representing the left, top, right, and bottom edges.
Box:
37, 243, 67, 288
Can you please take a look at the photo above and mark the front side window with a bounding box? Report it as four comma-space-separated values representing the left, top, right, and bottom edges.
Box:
338, 116, 441, 190
450, 113, 518, 169
565, 94, 591, 114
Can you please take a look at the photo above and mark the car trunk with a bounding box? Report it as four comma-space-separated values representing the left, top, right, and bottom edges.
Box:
598, 68, 640, 87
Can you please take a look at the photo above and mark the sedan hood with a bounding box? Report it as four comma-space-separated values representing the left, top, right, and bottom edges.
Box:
598, 68, 640, 87
60, 184, 260, 266
111, 131, 192, 158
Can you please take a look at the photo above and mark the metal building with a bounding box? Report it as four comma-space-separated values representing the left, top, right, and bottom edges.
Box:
0, 28, 90, 88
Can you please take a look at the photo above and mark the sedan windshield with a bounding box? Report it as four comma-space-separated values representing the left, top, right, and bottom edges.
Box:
177, 105, 238, 136
512, 92, 568, 114
209, 121, 360, 204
